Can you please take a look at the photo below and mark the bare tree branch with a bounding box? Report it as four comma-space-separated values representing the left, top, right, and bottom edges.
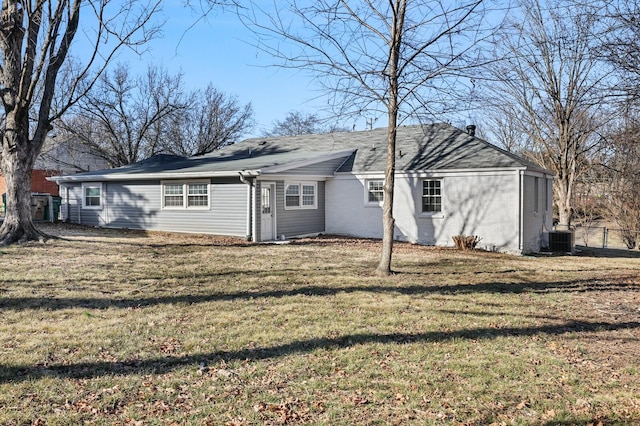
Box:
479, 0, 614, 227
0, 0, 162, 244
239, 0, 499, 274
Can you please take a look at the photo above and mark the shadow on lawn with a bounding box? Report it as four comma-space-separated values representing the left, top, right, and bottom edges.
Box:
1, 276, 639, 311
2, 319, 640, 383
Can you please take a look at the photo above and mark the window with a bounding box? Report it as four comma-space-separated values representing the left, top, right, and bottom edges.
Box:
302, 184, 316, 207
187, 183, 209, 207
82, 183, 102, 209
367, 180, 384, 203
261, 186, 271, 214
284, 182, 317, 209
285, 183, 300, 207
422, 180, 442, 213
164, 183, 184, 207
162, 181, 209, 209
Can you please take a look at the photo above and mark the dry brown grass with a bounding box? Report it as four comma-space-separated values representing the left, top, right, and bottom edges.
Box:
0, 223, 639, 425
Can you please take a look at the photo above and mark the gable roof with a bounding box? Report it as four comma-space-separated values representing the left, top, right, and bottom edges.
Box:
50, 123, 548, 183
35, 135, 109, 174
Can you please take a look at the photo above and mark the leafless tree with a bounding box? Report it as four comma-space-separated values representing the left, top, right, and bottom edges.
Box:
0, 0, 162, 245
262, 111, 348, 137
480, 0, 611, 228
572, 164, 607, 247
57, 63, 187, 167
482, 107, 528, 155
602, 0, 640, 99
162, 84, 254, 157
242, 0, 496, 275
601, 110, 640, 249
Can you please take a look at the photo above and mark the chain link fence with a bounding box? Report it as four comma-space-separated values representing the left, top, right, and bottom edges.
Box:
571, 225, 640, 250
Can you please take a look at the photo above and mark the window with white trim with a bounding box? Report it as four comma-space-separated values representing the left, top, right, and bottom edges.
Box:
284, 182, 317, 209
421, 179, 442, 213
162, 181, 210, 209
164, 183, 184, 207
366, 180, 384, 203
187, 183, 208, 207
82, 183, 102, 209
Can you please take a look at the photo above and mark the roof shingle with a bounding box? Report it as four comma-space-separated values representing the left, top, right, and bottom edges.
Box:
52, 123, 547, 183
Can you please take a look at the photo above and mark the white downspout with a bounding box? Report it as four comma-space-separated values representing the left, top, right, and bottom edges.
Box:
251, 183, 257, 242
239, 172, 254, 241
65, 186, 69, 222
519, 170, 524, 252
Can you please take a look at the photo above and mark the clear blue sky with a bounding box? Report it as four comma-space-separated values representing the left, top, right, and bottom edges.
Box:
72, 1, 486, 139
106, 2, 340, 138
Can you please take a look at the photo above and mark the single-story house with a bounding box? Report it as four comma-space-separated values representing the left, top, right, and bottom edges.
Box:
49, 123, 554, 253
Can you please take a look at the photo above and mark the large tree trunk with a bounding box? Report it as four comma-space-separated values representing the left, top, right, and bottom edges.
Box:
0, 113, 44, 245
555, 177, 572, 229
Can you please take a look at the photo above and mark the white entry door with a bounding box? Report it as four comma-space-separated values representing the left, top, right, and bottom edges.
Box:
260, 184, 274, 241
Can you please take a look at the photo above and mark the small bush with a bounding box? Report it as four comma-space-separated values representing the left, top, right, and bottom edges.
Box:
452, 234, 481, 250
620, 229, 638, 250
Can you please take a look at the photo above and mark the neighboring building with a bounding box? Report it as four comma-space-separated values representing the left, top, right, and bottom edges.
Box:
0, 169, 61, 197
1, 135, 108, 214
49, 123, 554, 253
35, 135, 109, 174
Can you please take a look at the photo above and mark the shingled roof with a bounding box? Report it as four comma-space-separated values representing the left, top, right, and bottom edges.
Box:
51, 123, 547, 183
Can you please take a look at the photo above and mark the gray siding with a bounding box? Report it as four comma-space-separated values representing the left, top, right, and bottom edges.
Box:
275, 181, 325, 238
106, 181, 157, 230
63, 178, 248, 237
65, 183, 107, 226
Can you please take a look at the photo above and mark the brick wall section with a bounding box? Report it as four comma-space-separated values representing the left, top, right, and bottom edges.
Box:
0, 170, 61, 209
30, 170, 61, 195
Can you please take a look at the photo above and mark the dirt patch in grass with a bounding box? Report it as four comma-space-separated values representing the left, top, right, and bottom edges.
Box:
0, 223, 639, 424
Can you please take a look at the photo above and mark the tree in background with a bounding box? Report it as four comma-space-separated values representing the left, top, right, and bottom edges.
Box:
480, 0, 610, 228
601, 111, 640, 248
243, 0, 495, 275
0, 0, 161, 245
57, 63, 186, 167
262, 111, 347, 137
58, 67, 253, 163
163, 84, 253, 157
598, 0, 640, 248
603, 0, 640, 100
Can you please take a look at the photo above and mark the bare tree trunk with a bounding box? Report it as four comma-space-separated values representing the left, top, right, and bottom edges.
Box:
0, 113, 43, 245
377, 117, 397, 275
376, 0, 404, 276
0, 0, 158, 245
555, 177, 573, 229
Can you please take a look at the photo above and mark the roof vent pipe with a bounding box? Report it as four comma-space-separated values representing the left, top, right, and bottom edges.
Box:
466, 125, 476, 137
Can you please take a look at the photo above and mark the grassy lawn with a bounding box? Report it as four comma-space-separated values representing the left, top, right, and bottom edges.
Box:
1, 224, 639, 425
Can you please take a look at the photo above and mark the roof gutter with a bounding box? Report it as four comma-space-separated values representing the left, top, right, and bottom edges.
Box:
48, 169, 262, 184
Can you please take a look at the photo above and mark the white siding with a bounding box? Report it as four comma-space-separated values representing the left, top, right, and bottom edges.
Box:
326, 171, 526, 253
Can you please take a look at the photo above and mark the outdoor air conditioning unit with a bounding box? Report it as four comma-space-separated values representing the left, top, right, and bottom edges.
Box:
548, 230, 574, 252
